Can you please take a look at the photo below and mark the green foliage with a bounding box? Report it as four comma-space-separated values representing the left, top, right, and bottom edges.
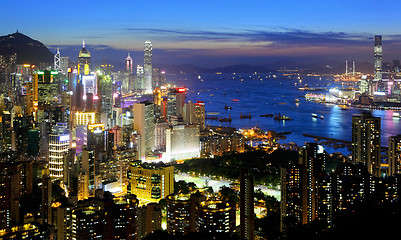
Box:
176, 149, 298, 187
174, 180, 197, 194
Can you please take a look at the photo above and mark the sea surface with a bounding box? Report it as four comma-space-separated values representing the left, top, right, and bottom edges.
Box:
168, 73, 401, 154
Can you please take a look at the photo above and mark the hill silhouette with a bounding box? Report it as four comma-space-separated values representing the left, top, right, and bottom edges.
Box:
0, 31, 54, 65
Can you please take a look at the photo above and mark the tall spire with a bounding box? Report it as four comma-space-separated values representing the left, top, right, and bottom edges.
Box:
83, 40, 85, 48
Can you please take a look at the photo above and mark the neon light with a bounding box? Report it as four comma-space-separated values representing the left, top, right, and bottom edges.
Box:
113, 93, 118, 98
23, 64, 30, 67
374, 92, 386, 96
59, 135, 70, 142
93, 95, 99, 100
177, 88, 186, 92
51, 71, 58, 75
37, 71, 44, 75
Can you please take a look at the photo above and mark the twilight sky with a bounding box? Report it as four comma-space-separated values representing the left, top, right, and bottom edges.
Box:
2, 0, 401, 67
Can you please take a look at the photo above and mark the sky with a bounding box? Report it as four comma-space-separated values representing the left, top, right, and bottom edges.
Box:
2, 0, 401, 68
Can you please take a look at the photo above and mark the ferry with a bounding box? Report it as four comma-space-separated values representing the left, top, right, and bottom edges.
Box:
224, 104, 232, 110
240, 113, 252, 119
231, 99, 240, 102
312, 113, 324, 119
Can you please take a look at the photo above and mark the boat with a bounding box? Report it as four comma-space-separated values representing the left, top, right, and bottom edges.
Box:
240, 113, 252, 119
231, 99, 240, 102
312, 113, 318, 118
260, 114, 274, 117
219, 115, 232, 122
294, 98, 300, 103
320, 115, 324, 119
274, 113, 293, 121
339, 104, 350, 110
224, 104, 232, 110
393, 112, 400, 118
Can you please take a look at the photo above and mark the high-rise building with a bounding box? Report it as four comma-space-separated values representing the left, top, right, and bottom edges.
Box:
352, 112, 381, 177
133, 101, 154, 159
165, 193, 207, 235
78, 41, 91, 75
111, 195, 139, 240
137, 203, 162, 239
196, 200, 236, 236
164, 124, 200, 162
183, 101, 205, 130
129, 164, 174, 204
240, 169, 254, 240
0, 164, 20, 228
388, 135, 401, 176
280, 143, 326, 233
135, 65, 144, 91
126, 53, 133, 74
166, 193, 191, 235
374, 35, 382, 80
77, 171, 89, 201
49, 123, 69, 178
71, 206, 106, 239
41, 168, 52, 225
144, 41, 152, 93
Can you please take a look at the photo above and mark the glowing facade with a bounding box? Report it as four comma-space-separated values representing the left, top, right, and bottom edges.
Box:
49, 123, 69, 178
75, 112, 96, 126
126, 53, 133, 74
129, 164, 174, 204
78, 40, 91, 75
374, 35, 382, 80
164, 125, 200, 162
352, 112, 381, 177
388, 135, 401, 176
144, 41, 152, 93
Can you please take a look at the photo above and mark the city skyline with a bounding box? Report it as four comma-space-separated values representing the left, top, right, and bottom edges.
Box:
2, 0, 401, 67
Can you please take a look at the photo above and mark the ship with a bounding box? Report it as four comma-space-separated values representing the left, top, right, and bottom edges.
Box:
224, 104, 232, 110
274, 113, 293, 121
219, 114, 232, 122
240, 113, 252, 119
260, 114, 274, 117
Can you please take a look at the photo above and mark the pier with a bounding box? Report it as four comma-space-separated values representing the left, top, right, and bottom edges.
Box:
303, 134, 351, 144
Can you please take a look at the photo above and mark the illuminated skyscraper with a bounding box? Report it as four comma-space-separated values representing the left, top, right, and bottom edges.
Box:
126, 53, 133, 74
78, 40, 91, 75
48, 123, 69, 178
71, 206, 106, 239
388, 135, 401, 176
196, 200, 236, 236
352, 112, 381, 177
374, 35, 382, 80
133, 101, 154, 159
144, 41, 152, 93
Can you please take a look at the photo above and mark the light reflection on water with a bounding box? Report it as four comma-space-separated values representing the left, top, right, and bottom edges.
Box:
170, 73, 401, 151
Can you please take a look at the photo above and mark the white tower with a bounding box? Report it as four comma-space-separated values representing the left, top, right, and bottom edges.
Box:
54, 48, 61, 71
144, 41, 153, 93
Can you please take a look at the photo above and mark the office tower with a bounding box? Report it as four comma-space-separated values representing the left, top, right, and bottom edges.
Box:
136, 65, 144, 91
126, 53, 133, 74
388, 135, 401, 176
111, 195, 139, 240
129, 164, 174, 204
164, 124, 200, 162
41, 168, 52, 225
154, 122, 168, 151
133, 101, 154, 159
144, 41, 152, 93
317, 173, 332, 227
87, 123, 105, 151
78, 40, 91, 75
374, 35, 382, 80
152, 67, 161, 88
352, 112, 381, 177
81, 149, 96, 196
183, 101, 205, 130
196, 200, 236, 235
240, 169, 254, 240
138, 203, 162, 239
54, 48, 61, 70
60, 56, 69, 73
78, 171, 89, 201
98, 74, 113, 118
75, 111, 96, 126
0, 164, 20, 228
166, 193, 191, 234
71, 206, 106, 239
49, 123, 69, 178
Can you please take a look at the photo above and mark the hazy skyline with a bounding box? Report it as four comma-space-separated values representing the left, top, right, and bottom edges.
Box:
2, 0, 401, 67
